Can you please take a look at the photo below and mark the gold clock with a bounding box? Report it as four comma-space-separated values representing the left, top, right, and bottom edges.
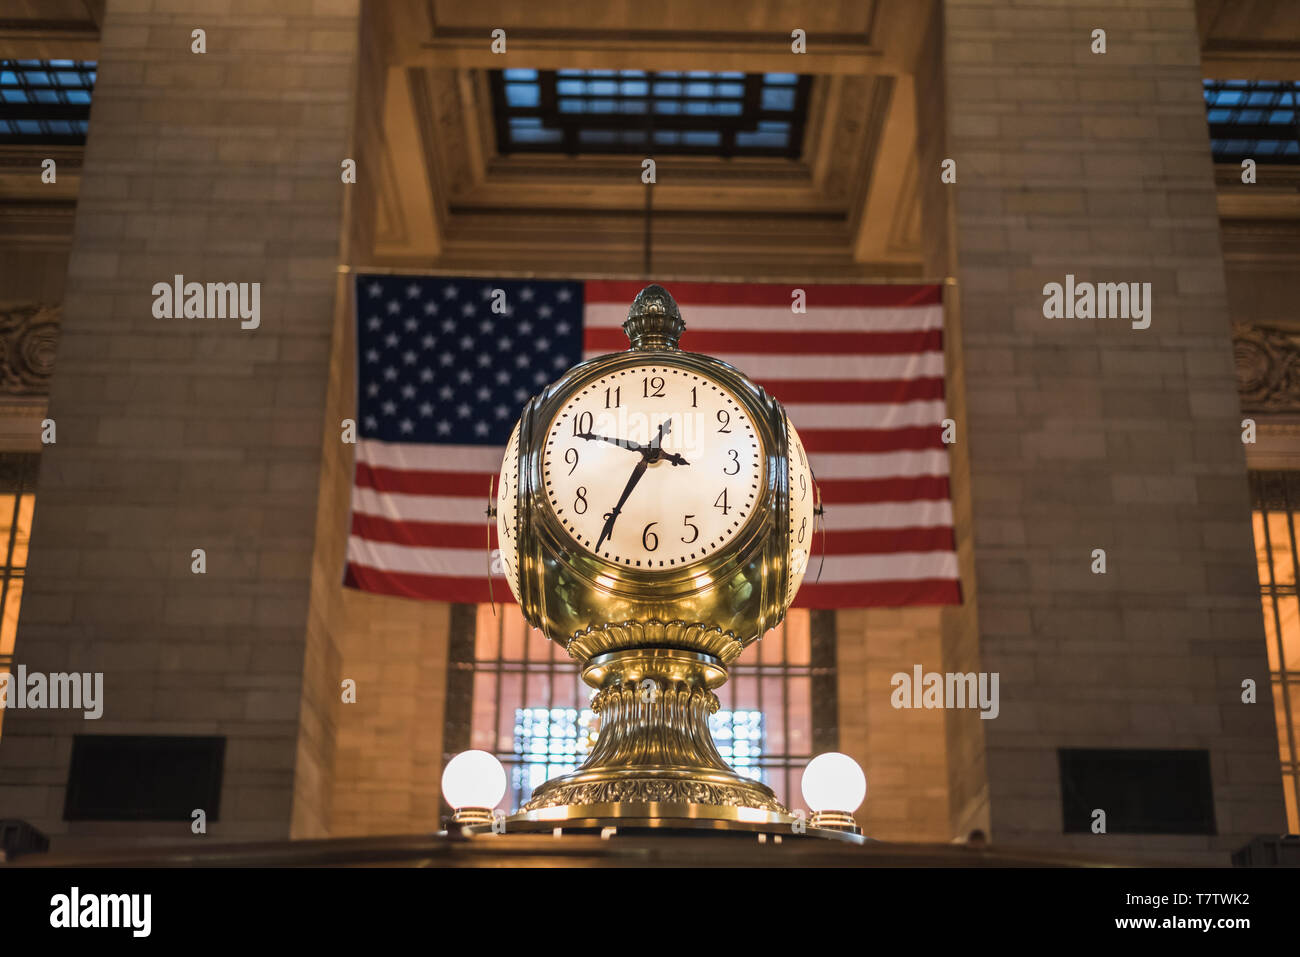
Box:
496, 283, 814, 824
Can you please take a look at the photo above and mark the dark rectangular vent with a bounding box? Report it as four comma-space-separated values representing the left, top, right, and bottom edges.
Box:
63, 735, 225, 822
1059, 748, 1215, 835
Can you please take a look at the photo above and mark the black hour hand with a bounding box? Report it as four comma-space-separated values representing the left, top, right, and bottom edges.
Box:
576, 432, 645, 454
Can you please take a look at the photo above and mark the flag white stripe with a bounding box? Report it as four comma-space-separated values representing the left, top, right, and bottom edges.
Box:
584, 303, 944, 333
808, 449, 951, 479
356, 486, 951, 531
809, 551, 959, 583
581, 350, 944, 381
349, 536, 957, 583
353, 486, 488, 523
357, 438, 505, 473
785, 400, 947, 430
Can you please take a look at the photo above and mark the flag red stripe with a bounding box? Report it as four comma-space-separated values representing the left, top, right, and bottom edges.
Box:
345, 564, 961, 609
765, 378, 946, 404
353, 509, 953, 554
352, 512, 490, 550
353, 471, 950, 510
792, 578, 962, 608
584, 280, 943, 308
584, 327, 943, 356
356, 463, 495, 498
800, 426, 945, 454
812, 526, 956, 555
345, 562, 506, 605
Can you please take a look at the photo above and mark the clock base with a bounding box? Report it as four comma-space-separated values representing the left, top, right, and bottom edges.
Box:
521, 647, 792, 821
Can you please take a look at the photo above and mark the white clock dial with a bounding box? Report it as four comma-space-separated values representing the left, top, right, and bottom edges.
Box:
542, 365, 763, 569
786, 418, 814, 604
496, 421, 522, 602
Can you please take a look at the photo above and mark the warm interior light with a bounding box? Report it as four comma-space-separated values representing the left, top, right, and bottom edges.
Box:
441, 749, 507, 810
801, 751, 866, 813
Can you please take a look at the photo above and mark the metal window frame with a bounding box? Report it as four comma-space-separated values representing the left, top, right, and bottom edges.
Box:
1249, 469, 1300, 829
0, 59, 95, 145
488, 69, 811, 159
0, 452, 38, 681
1204, 79, 1300, 165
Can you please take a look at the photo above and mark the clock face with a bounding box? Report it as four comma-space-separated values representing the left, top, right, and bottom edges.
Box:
785, 417, 814, 605
496, 422, 521, 602
541, 364, 764, 569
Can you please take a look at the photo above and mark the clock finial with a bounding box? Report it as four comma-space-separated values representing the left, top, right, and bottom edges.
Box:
623, 283, 685, 351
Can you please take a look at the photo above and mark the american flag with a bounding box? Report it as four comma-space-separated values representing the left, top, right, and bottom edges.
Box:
344, 275, 960, 609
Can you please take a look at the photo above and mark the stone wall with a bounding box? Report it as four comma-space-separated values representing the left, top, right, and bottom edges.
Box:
0, 0, 362, 847
935, 0, 1286, 861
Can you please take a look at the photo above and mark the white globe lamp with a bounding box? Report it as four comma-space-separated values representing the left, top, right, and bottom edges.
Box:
801, 752, 866, 833
442, 750, 507, 826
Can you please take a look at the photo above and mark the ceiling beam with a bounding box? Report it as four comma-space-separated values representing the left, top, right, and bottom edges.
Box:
852, 74, 920, 264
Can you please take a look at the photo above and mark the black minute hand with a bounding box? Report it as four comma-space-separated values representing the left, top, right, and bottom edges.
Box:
594, 458, 648, 552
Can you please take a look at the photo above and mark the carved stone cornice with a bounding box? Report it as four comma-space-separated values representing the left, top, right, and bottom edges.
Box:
1235, 320, 1300, 413
0, 303, 59, 397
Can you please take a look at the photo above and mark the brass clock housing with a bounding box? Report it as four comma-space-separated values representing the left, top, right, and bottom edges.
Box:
498, 283, 811, 822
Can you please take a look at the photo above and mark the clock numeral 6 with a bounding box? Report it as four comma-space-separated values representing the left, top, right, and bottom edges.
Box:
681, 514, 699, 544
642, 522, 659, 551
574, 486, 588, 514
724, 449, 740, 475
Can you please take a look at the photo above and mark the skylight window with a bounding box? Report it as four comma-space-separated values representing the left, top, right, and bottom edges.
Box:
489, 69, 810, 158
1204, 80, 1300, 164
0, 59, 95, 144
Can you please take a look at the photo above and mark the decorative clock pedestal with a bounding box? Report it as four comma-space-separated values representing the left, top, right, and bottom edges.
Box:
517, 645, 789, 823
496, 284, 816, 831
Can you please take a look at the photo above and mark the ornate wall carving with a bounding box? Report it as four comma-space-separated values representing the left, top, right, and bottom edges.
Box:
0, 304, 59, 396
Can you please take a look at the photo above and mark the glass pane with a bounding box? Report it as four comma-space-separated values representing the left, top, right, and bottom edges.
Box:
1274, 681, 1294, 762
763, 676, 786, 753
498, 672, 521, 752
761, 621, 784, 664
526, 623, 550, 663
1283, 773, 1299, 834
733, 672, 758, 711
501, 611, 525, 661
1256, 511, 1295, 586
787, 609, 811, 664
474, 604, 498, 660
0, 578, 23, 657
788, 676, 812, 755
1262, 596, 1281, 672
470, 671, 497, 751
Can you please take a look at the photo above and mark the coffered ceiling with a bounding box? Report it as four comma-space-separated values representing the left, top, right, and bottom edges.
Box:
365, 0, 933, 279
